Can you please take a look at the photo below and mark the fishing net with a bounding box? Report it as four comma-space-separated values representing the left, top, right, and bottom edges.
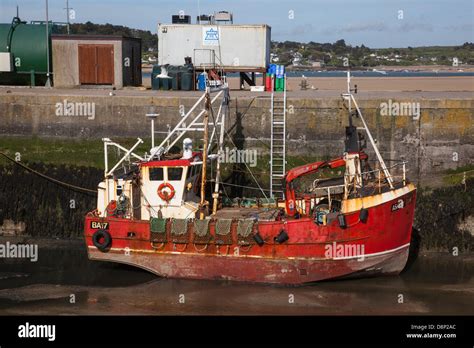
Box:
193, 218, 212, 244
150, 217, 167, 233
150, 217, 167, 243
171, 218, 189, 244
237, 219, 254, 237
237, 219, 256, 245
215, 218, 233, 245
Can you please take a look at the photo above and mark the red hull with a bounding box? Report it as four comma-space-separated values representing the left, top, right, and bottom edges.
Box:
84, 186, 416, 284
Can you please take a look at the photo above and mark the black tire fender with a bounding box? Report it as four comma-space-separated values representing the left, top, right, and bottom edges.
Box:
92, 229, 112, 252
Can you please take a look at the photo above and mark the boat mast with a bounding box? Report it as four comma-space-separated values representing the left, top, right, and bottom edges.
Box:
200, 89, 211, 219
344, 72, 394, 189
212, 88, 229, 215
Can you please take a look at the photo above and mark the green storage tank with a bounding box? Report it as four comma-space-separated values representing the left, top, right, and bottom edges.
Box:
181, 64, 194, 91
160, 75, 172, 90
150, 65, 172, 90
0, 17, 52, 86
168, 65, 181, 91
151, 65, 161, 90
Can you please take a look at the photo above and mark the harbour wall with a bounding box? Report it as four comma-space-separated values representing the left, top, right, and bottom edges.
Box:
0, 94, 473, 182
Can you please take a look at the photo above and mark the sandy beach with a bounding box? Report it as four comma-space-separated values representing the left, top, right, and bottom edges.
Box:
142, 73, 473, 92
227, 76, 474, 92
2, 77, 473, 99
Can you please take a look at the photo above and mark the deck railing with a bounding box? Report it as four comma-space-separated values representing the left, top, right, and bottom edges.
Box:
294, 161, 408, 215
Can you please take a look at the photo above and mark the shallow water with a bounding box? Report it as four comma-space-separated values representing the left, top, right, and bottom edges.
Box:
0, 243, 472, 315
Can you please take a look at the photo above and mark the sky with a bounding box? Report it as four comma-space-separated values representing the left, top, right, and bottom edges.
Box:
0, 0, 473, 48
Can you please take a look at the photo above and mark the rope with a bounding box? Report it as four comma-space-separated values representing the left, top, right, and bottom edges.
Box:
150, 242, 165, 250
193, 243, 208, 252
173, 243, 188, 252
0, 151, 98, 195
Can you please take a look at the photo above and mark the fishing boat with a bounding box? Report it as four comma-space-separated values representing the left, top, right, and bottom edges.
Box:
84, 73, 416, 284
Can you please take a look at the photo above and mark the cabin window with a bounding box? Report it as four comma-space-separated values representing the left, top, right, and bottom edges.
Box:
149, 167, 164, 181
168, 167, 183, 181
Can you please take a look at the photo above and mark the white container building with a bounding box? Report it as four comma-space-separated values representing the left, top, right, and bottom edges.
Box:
157, 24, 271, 72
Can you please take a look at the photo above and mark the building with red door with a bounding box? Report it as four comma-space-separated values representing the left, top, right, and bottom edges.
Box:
52, 34, 142, 88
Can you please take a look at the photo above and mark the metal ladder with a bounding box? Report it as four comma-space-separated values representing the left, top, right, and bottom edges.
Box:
269, 74, 287, 198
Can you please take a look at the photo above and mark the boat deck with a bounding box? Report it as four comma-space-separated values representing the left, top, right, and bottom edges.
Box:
214, 207, 282, 221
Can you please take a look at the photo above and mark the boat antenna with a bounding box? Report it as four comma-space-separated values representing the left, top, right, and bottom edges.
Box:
344, 71, 359, 152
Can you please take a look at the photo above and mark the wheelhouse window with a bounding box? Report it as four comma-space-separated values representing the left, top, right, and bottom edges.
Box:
168, 167, 183, 181
149, 167, 164, 181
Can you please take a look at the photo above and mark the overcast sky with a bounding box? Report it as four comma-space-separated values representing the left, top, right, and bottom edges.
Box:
1, 0, 473, 47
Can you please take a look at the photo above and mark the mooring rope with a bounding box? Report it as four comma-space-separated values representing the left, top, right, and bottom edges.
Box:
0, 151, 98, 195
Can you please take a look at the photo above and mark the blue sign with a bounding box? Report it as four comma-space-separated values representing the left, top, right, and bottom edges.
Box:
202, 26, 220, 46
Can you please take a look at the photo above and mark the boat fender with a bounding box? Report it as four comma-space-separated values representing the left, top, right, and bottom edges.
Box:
274, 230, 289, 244
359, 208, 369, 223
337, 214, 347, 229
92, 229, 112, 252
253, 232, 265, 246
158, 182, 175, 201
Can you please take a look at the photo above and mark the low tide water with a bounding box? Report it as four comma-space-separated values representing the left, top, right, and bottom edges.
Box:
0, 241, 472, 315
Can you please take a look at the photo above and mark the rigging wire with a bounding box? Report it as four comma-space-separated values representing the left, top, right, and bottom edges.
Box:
222, 126, 268, 199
